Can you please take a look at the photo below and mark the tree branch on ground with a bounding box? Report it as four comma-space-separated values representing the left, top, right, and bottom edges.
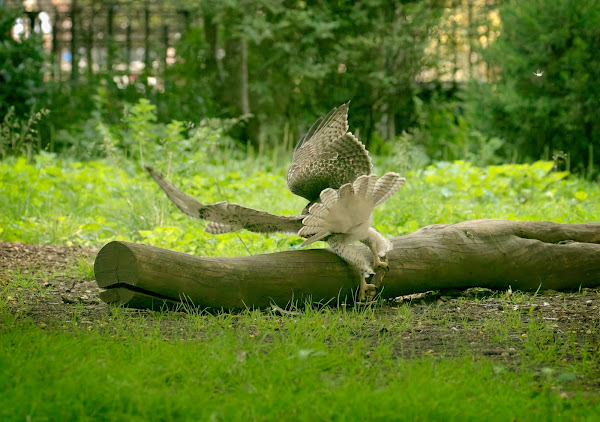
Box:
94, 219, 600, 310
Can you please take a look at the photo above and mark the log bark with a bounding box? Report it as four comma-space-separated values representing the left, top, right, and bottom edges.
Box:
94, 219, 600, 310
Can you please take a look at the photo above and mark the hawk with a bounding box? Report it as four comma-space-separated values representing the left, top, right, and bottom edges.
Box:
146, 102, 405, 300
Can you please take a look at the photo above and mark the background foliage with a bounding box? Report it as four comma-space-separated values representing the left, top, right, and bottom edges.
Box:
1, 141, 596, 252
0, 7, 46, 119
0, 0, 598, 175
466, 0, 600, 172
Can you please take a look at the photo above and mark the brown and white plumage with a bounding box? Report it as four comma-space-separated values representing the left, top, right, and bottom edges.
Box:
287, 103, 373, 207
146, 102, 405, 300
298, 173, 405, 247
145, 168, 304, 235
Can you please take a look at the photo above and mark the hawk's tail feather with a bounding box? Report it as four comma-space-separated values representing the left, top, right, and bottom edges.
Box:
299, 229, 331, 246
353, 174, 377, 199
319, 188, 338, 208
302, 215, 325, 227
305, 202, 328, 218
352, 174, 370, 199
338, 182, 354, 199
298, 172, 405, 246
372, 173, 406, 206
298, 214, 330, 245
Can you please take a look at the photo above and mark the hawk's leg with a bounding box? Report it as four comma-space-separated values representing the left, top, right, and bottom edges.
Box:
361, 228, 393, 272
328, 237, 376, 301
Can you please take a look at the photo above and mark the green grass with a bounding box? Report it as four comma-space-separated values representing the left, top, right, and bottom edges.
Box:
1, 263, 599, 420
2, 307, 599, 422
1, 155, 597, 254
1, 154, 599, 420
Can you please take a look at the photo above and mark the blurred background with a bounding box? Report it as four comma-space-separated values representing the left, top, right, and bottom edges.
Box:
1, 0, 598, 176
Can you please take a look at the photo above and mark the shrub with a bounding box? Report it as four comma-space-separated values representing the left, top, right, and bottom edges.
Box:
466, 0, 600, 175
0, 7, 47, 119
0, 106, 49, 160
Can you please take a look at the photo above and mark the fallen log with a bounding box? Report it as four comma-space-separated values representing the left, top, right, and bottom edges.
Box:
94, 219, 600, 310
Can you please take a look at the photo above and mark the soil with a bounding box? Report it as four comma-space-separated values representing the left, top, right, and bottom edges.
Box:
2, 241, 599, 393
0, 241, 106, 324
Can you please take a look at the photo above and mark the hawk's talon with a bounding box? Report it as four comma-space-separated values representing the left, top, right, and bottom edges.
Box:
373, 254, 389, 272
371, 254, 389, 288
377, 261, 389, 272
359, 277, 377, 301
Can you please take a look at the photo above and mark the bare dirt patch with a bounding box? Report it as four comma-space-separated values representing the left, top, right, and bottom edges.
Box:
1, 241, 106, 324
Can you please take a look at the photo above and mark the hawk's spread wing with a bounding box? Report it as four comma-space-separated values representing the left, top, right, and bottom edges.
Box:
146, 166, 304, 235
286, 102, 373, 202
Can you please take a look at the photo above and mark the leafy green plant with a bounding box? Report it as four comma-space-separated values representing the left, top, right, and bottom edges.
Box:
0, 7, 47, 119
400, 96, 506, 165
51, 96, 247, 172
1, 154, 597, 253
465, 0, 600, 174
0, 106, 49, 160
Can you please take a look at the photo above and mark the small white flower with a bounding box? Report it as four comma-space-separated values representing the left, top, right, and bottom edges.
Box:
533, 70, 544, 77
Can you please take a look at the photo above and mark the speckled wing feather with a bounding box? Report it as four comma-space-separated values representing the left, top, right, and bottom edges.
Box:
287, 102, 373, 202
146, 166, 304, 235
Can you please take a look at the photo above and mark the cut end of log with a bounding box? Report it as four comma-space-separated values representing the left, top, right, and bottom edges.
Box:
94, 241, 139, 289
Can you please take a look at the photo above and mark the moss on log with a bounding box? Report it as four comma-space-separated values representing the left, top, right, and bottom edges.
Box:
94, 219, 600, 310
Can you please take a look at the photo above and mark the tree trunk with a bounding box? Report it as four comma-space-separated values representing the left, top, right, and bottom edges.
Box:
70, 0, 79, 81
144, 7, 150, 72
239, 37, 250, 116
201, 3, 223, 86
106, 4, 114, 74
94, 219, 600, 311
222, 36, 260, 149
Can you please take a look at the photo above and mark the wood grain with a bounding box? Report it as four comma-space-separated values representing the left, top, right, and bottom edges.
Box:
94, 219, 600, 310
